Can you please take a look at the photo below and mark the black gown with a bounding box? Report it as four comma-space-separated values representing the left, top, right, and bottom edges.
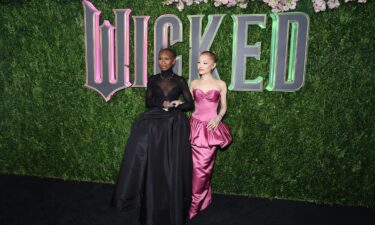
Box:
112, 68, 194, 225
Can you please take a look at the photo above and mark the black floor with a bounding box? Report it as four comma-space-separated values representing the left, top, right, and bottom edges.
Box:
0, 174, 374, 225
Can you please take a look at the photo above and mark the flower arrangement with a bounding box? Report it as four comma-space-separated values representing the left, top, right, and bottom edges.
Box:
163, 0, 367, 12
212, 0, 248, 8
263, 0, 298, 12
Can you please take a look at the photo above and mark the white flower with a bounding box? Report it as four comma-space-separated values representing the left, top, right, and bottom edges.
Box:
263, 0, 299, 12
238, 2, 248, 8
184, 0, 194, 6
214, 0, 222, 7
164, 0, 366, 12
345, 0, 367, 3
327, 0, 340, 9
290, 1, 297, 9
163, 0, 174, 5
176, 0, 185, 11
227, 0, 237, 7
312, 0, 326, 13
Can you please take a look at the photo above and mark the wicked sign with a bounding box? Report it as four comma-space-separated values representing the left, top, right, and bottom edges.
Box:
82, 0, 309, 101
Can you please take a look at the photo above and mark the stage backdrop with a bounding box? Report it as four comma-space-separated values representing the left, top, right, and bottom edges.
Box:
0, 0, 374, 208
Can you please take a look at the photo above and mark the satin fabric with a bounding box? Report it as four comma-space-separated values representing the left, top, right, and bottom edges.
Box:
189, 89, 232, 219
112, 107, 192, 225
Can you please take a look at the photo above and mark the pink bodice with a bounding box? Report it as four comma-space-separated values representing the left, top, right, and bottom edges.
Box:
192, 89, 221, 122
190, 88, 232, 149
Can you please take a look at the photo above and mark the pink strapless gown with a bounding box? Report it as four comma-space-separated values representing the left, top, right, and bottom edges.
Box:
188, 89, 232, 219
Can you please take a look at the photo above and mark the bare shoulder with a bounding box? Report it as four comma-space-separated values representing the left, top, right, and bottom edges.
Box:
189, 79, 199, 88
217, 79, 227, 91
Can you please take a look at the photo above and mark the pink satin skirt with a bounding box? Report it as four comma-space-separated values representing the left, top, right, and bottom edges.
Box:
188, 116, 232, 219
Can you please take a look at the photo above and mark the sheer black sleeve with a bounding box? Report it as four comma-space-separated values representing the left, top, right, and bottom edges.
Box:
176, 77, 194, 112
145, 76, 163, 108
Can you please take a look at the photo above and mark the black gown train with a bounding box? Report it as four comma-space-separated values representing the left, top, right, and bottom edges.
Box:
112, 68, 194, 225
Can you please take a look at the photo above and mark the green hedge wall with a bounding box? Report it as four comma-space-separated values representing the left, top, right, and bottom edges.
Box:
1, 0, 374, 208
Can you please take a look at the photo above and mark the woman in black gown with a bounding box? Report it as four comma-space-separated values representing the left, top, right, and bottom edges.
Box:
112, 48, 193, 225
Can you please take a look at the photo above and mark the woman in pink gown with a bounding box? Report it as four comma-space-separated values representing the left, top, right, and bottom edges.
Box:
188, 51, 232, 219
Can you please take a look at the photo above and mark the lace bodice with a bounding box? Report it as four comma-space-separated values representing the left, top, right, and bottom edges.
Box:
146, 69, 194, 112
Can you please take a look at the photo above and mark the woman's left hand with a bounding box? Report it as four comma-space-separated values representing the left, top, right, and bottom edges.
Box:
207, 115, 222, 130
170, 100, 183, 108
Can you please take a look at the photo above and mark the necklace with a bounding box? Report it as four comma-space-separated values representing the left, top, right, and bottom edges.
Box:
200, 74, 214, 81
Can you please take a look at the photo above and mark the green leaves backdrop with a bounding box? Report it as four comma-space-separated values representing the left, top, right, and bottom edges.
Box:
0, 0, 374, 208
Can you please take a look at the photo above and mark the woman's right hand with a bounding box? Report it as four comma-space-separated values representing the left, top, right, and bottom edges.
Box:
162, 100, 171, 108
170, 100, 182, 108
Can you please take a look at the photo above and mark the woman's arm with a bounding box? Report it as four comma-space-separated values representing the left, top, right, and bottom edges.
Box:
217, 80, 227, 119
175, 77, 194, 111
207, 80, 227, 130
189, 79, 197, 99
